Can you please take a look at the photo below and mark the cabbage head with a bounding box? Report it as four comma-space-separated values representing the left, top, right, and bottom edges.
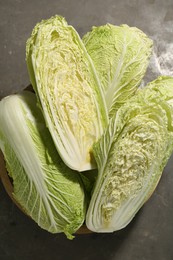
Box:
83, 24, 153, 118
86, 76, 173, 232
26, 15, 108, 172
0, 91, 87, 239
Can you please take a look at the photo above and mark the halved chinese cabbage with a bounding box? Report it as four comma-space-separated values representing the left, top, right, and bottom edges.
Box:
0, 91, 87, 239
86, 76, 173, 232
26, 15, 108, 172
83, 24, 153, 118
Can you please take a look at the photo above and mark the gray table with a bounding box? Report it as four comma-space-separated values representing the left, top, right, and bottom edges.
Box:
1, 1, 173, 259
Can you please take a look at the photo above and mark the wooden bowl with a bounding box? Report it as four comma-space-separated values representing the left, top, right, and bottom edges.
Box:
0, 88, 91, 235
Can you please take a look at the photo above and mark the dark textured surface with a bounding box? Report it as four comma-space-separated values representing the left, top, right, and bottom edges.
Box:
1, 1, 173, 259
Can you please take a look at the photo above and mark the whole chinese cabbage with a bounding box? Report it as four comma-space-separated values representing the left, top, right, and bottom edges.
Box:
26, 15, 108, 172
0, 91, 87, 239
86, 76, 173, 232
83, 24, 153, 117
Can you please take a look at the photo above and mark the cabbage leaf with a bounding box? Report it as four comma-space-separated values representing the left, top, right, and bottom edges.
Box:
86, 76, 173, 232
26, 15, 108, 172
0, 91, 87, 239
83, 24, 153, 118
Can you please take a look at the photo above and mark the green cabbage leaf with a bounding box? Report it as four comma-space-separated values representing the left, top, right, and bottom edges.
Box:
0, 91, 87, 239
86, 76, 173, 232
83, 24, 153, 118
26, 15, 108, 172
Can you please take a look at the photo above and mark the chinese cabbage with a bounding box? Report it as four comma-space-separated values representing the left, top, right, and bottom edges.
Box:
86, 76, 173, 232
83, 24, 153, 117
0, 91, 87, 239
26, 15, 108, 172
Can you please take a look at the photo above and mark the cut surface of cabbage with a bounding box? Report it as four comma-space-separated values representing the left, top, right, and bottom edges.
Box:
86, 76, 173, 232
26, 15, 108, 172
